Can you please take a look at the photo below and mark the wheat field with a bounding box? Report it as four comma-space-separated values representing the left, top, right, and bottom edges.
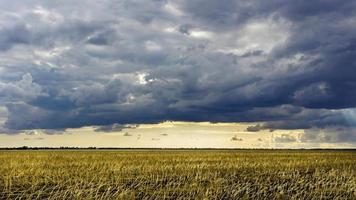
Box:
0, 150, 355, 199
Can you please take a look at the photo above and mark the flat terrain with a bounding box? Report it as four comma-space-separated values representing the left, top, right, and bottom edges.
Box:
0, 150, 356, 199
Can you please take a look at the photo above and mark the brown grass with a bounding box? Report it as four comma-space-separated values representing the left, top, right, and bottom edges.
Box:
0, 150, 355, 199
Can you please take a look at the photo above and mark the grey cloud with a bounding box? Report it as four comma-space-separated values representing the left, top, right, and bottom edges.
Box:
0, 127, 22, 134
123, 132, 132, 136
0, 106, 7, 118
293, 82, 333, 107
94, 124, 126, 133
179, 0, 250, 30
4, 103, 62, 130
23, 129, 65, 135
0, 0, 355, 140
274, 134, 297, 143
0, 24, 30, 51
94, 123, 138, 133
180, 0, 356, 30
24, 130, 38, 135
24, 137, 44, 141
246, 124, 263, 132
86, 29, 117, 46
178, 24, 194, 35
40, 129, 66, 135
259, 108, 355, 130
302, 127, 356, 143
231, 135, 243, 141
0, 73, 44, 102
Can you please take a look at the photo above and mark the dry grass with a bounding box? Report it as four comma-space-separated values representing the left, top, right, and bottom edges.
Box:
0, 150, 356, 199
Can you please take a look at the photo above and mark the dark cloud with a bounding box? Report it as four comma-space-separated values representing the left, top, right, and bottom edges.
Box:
0, 24, 30, 51
246, 124, 263, 132
94, 124, 125, 133
94, 124, 138, 133
40, 129, 66, 135
178, 24, 194, 35
123, 132, 132, 136
0, 0, 355, 142
86, 29, 117, 46
0, 127, 22, 134
231, 135, 243, 141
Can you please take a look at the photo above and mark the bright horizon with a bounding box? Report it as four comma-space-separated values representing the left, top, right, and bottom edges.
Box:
1, 121, 355, 149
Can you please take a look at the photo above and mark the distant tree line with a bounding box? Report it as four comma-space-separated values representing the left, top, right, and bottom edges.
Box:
0, 147, 355, 151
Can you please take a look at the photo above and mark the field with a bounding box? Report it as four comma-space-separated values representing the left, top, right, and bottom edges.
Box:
0, 150, 356, 199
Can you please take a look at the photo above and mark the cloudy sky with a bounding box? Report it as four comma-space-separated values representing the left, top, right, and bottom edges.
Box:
1, 0, 356, 148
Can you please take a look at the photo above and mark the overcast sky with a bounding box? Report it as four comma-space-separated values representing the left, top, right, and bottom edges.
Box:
0, 0, 356, 148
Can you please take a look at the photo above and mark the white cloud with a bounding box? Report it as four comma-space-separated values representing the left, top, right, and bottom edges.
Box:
217, 17, 290, 56
145, 41, 162, 51
189, 30, 213, 39
34, 46, 71, 59
32, 5, 63, 24
164, 2, 184, 16
0, 73, 44, 102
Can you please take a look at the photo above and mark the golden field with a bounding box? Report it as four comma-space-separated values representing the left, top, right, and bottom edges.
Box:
0, 150, 355, 199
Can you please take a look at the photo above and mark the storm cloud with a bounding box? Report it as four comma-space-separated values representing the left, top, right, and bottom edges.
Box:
0, 0, 356, 141
94, 123, 138, 133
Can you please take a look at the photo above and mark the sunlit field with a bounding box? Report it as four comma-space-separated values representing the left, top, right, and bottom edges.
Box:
1, 150, 356, 199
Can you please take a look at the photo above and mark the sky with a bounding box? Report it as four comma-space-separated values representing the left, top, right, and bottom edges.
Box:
0, 0, 356, 148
